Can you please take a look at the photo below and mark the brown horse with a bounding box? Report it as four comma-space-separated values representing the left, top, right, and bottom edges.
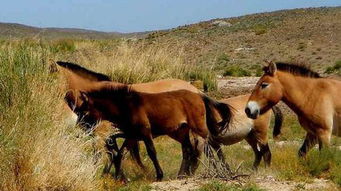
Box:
56, 61, 201, 128
245, 61, 341, 157
56, 61, 213, 178
209, 94, 283, 169
64, 82, 233, 180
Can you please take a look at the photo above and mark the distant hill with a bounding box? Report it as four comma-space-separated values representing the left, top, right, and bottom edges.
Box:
0, 22, 148, 39
144, 7, 341, 73
1, 7, 340, 73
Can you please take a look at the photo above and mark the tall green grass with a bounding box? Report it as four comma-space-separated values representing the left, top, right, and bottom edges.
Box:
0, 41, 99, 191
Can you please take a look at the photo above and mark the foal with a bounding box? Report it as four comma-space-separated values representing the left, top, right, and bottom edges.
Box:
209, 94, 283, 169
64, 83, 233, 180
246, 61, 341, 157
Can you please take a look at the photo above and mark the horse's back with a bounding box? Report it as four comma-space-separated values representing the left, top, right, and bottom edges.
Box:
132, 79, 199, 93
141, 90, 207, 137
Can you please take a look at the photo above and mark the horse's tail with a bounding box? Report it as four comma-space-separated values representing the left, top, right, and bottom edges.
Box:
202, 94, 234, 136
271, 105, 283, 139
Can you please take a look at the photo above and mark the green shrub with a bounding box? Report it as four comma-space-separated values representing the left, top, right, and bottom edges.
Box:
330, 149, 341, 186
185, 68, 217, 91
250, 64, 263, 76
302, 148, 334, 176
325, 60, 341, 75
253, 24, 267, 35
50, 39, 76, 53
223, 66, 251, 77
217, 53, 230, 65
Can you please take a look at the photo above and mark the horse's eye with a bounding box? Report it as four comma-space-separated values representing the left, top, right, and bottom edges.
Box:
261, 83, 269, 89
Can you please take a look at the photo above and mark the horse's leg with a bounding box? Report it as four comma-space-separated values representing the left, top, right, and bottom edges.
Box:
188, 137, 203, 175
104, 134, 127, 181
103, 151, 114, 174
245, 134, 262, 170
298, 132, 318, 157
253, 118, 271, 167
260, 143, 271, 167
103, 138, 116, 174
113, 140, 129, 181
128, 140, 146, 171
316, 123, 333, 150
143, 136, 163, 181
178, 140, 191, 178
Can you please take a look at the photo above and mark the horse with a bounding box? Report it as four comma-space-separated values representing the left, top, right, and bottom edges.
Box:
64, 82, 233, 180
56, 61, 201, 128
209, 94, 283, 169
245, 61, 341, 157
56, 61, 217, 178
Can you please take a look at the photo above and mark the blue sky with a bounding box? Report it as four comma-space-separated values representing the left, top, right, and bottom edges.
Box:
0, 0, 340, 33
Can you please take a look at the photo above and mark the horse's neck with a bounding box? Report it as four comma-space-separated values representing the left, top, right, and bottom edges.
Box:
278, 73, 316, 116
92, 90, 135, 124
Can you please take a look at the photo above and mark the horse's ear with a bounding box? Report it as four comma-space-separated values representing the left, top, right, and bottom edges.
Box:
268, 61, 277, 76
263, 60, 277, 76
64, 90, 76, 110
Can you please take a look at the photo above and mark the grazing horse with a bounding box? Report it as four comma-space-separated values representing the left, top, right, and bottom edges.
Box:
245, 61, 341, 157
64, 83, 233, 180
209, 94, 283, 169
56, 61, 201, 127
56, 61, 216, 178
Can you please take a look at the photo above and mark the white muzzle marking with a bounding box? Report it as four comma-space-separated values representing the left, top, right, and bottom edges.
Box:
246, 101, 260, 116
66, 112, 78, 127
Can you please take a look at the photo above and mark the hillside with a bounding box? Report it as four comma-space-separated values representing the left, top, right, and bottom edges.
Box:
0, 22, 148, 39
1, 7, 340, 73
144, 7, 341, 74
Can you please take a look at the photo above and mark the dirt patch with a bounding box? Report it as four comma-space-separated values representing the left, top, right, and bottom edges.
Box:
150, 176, 339, 191
151, 178, 203, 191
255, 176, 339, 191
217, 77, 259, 97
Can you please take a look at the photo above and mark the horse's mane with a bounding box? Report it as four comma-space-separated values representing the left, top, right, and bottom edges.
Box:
56, 61, 111, 81
87, 83, 137, 99
271, 62, 321, 78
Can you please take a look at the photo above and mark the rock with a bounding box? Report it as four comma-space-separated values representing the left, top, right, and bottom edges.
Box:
212, 20, 232, 27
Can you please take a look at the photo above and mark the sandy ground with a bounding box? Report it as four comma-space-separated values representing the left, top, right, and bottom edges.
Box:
150, 176, 339, 191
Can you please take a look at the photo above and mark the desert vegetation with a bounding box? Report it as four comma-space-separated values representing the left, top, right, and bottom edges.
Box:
1, 7, 341, 191
1, 38, 340, 191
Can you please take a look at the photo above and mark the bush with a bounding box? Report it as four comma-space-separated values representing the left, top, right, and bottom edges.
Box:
301, 148, 334, 176
253, 24, 267, 35
250, 64, 263, 76
223, 66, 251, 77
301, 147, 341, 186
325, 60, 341, 75
50, 39, 76, 53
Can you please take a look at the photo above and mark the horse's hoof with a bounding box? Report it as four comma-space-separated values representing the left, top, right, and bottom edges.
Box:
156, 176, 163, 181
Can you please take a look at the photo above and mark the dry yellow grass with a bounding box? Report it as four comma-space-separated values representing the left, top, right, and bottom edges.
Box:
1, 38, 340, 191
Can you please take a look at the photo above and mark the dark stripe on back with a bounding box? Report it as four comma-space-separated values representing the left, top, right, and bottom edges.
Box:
56, 61, 111, 81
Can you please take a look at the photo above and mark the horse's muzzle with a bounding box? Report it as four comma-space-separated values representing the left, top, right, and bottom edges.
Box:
245, 107, 259, 119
